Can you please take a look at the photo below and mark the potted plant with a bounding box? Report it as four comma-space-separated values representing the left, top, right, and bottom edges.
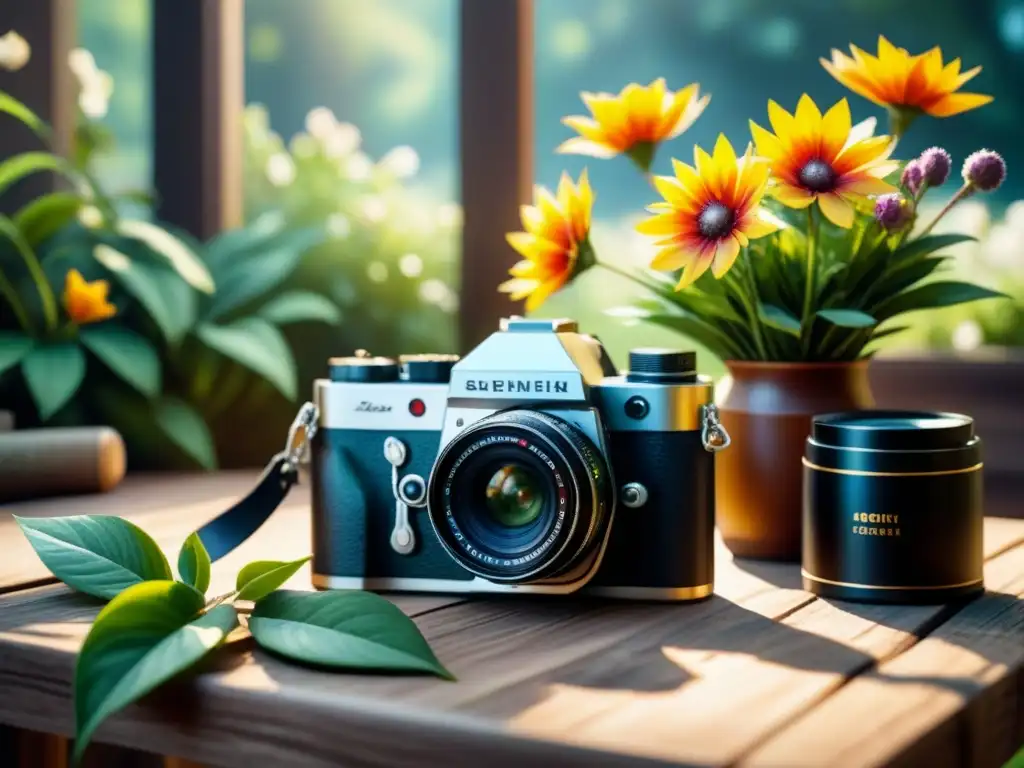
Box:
496, 37, 1008, 561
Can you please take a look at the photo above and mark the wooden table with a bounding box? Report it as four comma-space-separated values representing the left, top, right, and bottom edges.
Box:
1, 472, 1022, 768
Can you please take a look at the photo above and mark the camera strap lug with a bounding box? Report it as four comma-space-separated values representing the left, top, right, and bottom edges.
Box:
701, 404, 731, 453
194, 402, 318, 563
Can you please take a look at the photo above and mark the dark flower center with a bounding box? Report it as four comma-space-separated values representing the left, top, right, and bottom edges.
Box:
798, 159, 837, 192
697, 202, 735, 239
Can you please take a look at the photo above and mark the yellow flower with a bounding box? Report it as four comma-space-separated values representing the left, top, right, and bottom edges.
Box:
636, 135, 780, 290
749, 95, 899, 228
63, 269, 116, 325
557, 79, 710, 170
821, 36, 992, 124
499, 170, 594, 311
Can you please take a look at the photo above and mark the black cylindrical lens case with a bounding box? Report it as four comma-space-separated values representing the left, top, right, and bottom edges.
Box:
802, 410, 984, 604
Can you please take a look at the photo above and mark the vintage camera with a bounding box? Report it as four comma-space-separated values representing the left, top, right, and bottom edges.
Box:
310, 317, 729, 601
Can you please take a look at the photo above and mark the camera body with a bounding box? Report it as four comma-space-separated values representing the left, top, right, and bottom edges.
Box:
310, 317, 725, 601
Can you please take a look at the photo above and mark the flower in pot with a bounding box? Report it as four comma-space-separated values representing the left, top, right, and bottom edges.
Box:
496, 37, 1008, 561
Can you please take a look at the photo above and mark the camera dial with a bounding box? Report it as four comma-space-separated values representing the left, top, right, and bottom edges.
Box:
329, 350, 399, 383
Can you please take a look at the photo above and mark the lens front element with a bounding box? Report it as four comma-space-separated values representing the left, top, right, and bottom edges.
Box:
427, 410, 613, 584
485, 464, 544, 528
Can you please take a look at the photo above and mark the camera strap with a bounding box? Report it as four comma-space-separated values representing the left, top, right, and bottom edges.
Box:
194, 402, 318, 563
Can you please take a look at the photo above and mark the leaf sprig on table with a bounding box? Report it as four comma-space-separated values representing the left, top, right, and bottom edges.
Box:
14, 514, 453, 763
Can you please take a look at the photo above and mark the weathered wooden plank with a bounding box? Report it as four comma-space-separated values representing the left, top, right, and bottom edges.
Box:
1, 472, 1021, 768
744, 542, 1024, 768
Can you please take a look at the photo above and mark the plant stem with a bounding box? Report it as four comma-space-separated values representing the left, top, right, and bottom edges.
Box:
739, 250, 769, 360
0, 267, 34, 333
918, 184, 971, 237
800, 206, 819, 356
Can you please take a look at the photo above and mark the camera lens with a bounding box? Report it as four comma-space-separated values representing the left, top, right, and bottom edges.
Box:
485, 464, 544, 528
427, 410, 613, 584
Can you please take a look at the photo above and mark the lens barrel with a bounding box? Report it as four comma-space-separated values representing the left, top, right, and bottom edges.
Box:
427, 410, 613, 583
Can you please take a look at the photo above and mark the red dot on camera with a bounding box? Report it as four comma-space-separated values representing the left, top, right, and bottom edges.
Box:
409, 398, 426, 417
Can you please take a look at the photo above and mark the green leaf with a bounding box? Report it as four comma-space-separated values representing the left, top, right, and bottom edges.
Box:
177, 532, 211, 595
93, 245, 196, 343
73, 582, 236, 762
0, 214, 59, 328
13, 515, 173, 600
14, 192, 83, 247
867, 257, 949, 307
875, 281, 1008, 322
115, 219, 215, 294
0, 152, 70, 198
249, 590, 453, 679
258, 291, 341, 326
890, 233, 975, 264
204, 230, 322, 321
195, 318, 297, 400
869, 325, 910, 343
154, 398, 217, 471
0, 91, 47, 137
22, 342, 86, 420
80, 325, 161, 398
816, 309, 878, 328
759, 304, 802, 336
235, 557, 311, 603
0, 331, 33, 377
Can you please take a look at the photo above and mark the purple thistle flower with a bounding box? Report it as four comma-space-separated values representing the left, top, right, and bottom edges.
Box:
900, 160, 923, 194
919, 147, 952, 187
874, 193, 914, 232
962, 149, 1006, 192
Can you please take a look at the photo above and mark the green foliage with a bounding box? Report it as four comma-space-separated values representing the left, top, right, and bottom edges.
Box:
73, 582, 235, 762
235, 557, 311, 602
613, 220, 1006, 362
22, 342, 87, 419
177, 532, 212, 595
13, 515, 172, 600
249, 590, 454, 679
15, 514, 451, 763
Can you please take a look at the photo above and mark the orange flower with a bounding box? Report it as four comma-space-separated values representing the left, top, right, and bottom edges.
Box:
63, 269, 116, 325
821, 36, 992, 126
499, 170, 594, 311
636, 135, 780, 290
750, 95, 898, 228
557, 79, 710, 170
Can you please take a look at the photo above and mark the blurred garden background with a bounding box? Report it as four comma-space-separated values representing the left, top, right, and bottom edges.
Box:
0, 0, 1020, 470
79, 0, 1024, 378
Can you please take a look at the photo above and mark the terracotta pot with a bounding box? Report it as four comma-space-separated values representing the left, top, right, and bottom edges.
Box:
715, 361, 875, 561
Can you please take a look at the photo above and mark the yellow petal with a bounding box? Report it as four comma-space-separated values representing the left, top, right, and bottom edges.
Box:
674, 246, 716, 290
820, 98, 851, 160
749, 120, 783, 159
840, 176, 896, 196
506, 232, 565, 262
654, 173, 702, 213
711, 235, 741, 278
561, 115, 607, 142
636, 212, 685, 236
817, 193, 855, 228
509, 259, 548, 279
499, 277, 539, 301
740, 206, 784, 239
524, 274, 569, 312
650, 245, 690, 271
794, 94, 823, 133
555, 137, 620, 158
710, 134, 739, 197
767, 99, 796, 139
771, 183, 816, 209
925, 92, 994, 117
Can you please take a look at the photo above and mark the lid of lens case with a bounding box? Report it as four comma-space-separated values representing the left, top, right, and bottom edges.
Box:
810, 410, 975, 452
329, 350, 399, 382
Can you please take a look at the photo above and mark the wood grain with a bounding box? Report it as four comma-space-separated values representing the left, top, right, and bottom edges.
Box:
0, 472, 1021, 768
744, 544, 1024, 768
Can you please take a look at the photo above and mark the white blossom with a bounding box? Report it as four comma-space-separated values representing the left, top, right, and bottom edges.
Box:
343, 152, 373, 181
265, 152, 296, 187
0, 31, 30, 71
78, 205, 103, 229
951, 320, 983, 351
399, 253, 423, 278
68, 48, 113, 119
378, 145, 420, 179
324, 122, 362, 158
357, 195, 387, 223
304, 107, 337, 139
366, 261, 388, 283
436, 202, 463, 229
